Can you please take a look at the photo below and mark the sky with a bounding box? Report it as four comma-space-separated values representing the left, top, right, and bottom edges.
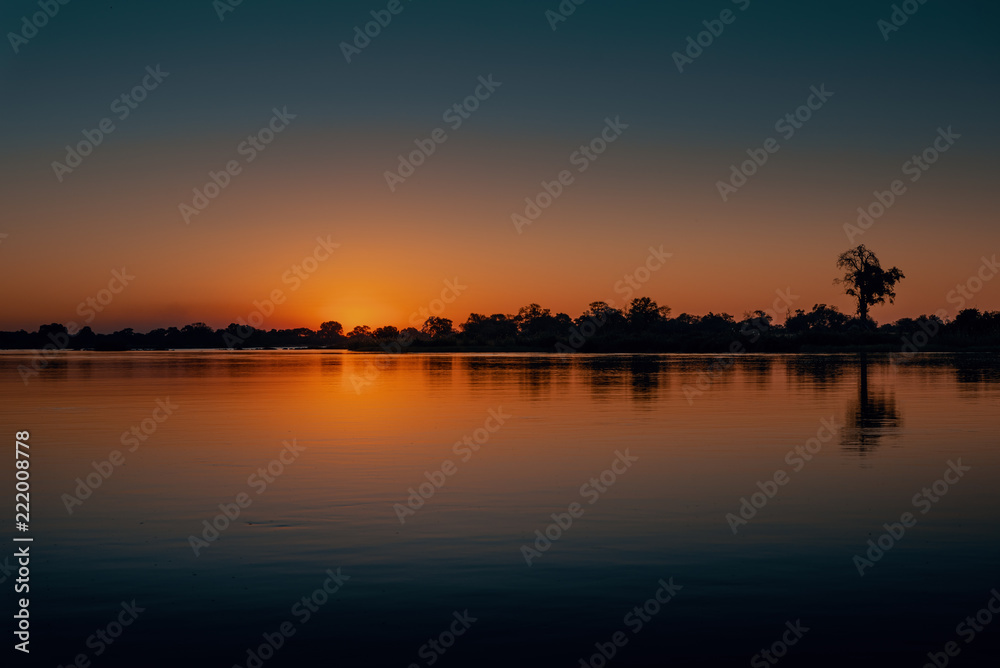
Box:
1, 0, 998, 332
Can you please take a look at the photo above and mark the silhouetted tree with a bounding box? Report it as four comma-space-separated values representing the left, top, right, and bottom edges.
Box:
583, 301, 622, 322
319, 321, 343, 341
953, 309, 983, 334
422, 316, 454, 339
72, 326, 97, 349
400, 327, 421, 343
178, 322, 216, 347
461, 313, 517, 344
835, 245, 904, 327
785, 304, 850, 333
515, 303, 559, 339
181, 322, 212, 334
38, 323, 68, 345
625, 297, 670, 330
739, 310, 774, 341
347, 325, 372, 339
373, 326, 399, 340
114, 328, 136, 345
577, 302, 626, 335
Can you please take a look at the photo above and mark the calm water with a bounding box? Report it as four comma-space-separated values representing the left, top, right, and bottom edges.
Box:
3, 351, 999, 666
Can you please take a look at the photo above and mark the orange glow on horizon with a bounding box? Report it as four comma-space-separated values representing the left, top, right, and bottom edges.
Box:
1, 134, 997, 334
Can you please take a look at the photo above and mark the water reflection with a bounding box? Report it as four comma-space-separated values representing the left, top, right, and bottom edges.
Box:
576, 355, 667, 403
579, 356, 626, 400
422, 354, 453, 391
952, 354, 1000, 385
627, 355, 664, 401
785, 354, 847, 387
737, 355, 774, 389
3, 350, 1000, 666
518, 356, 558, 396
840, 354, 902, 455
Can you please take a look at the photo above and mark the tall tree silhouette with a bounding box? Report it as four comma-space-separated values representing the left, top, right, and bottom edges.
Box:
834, 245, 904, 327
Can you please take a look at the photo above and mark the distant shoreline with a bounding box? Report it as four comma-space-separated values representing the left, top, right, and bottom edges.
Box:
5, 304, 999, 357
4, 344, 1000, 354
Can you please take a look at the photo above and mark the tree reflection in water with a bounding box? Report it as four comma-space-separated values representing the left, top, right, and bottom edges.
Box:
841, 353, 902, 455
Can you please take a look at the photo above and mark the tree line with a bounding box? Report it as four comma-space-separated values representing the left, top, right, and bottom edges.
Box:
2, 246, 998, 352
3, 302, 998, 353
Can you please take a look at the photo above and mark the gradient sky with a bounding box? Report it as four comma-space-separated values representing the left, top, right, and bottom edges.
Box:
2, 0, 998, 332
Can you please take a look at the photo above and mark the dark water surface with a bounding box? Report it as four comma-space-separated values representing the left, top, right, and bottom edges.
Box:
3, 351, 998, 666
